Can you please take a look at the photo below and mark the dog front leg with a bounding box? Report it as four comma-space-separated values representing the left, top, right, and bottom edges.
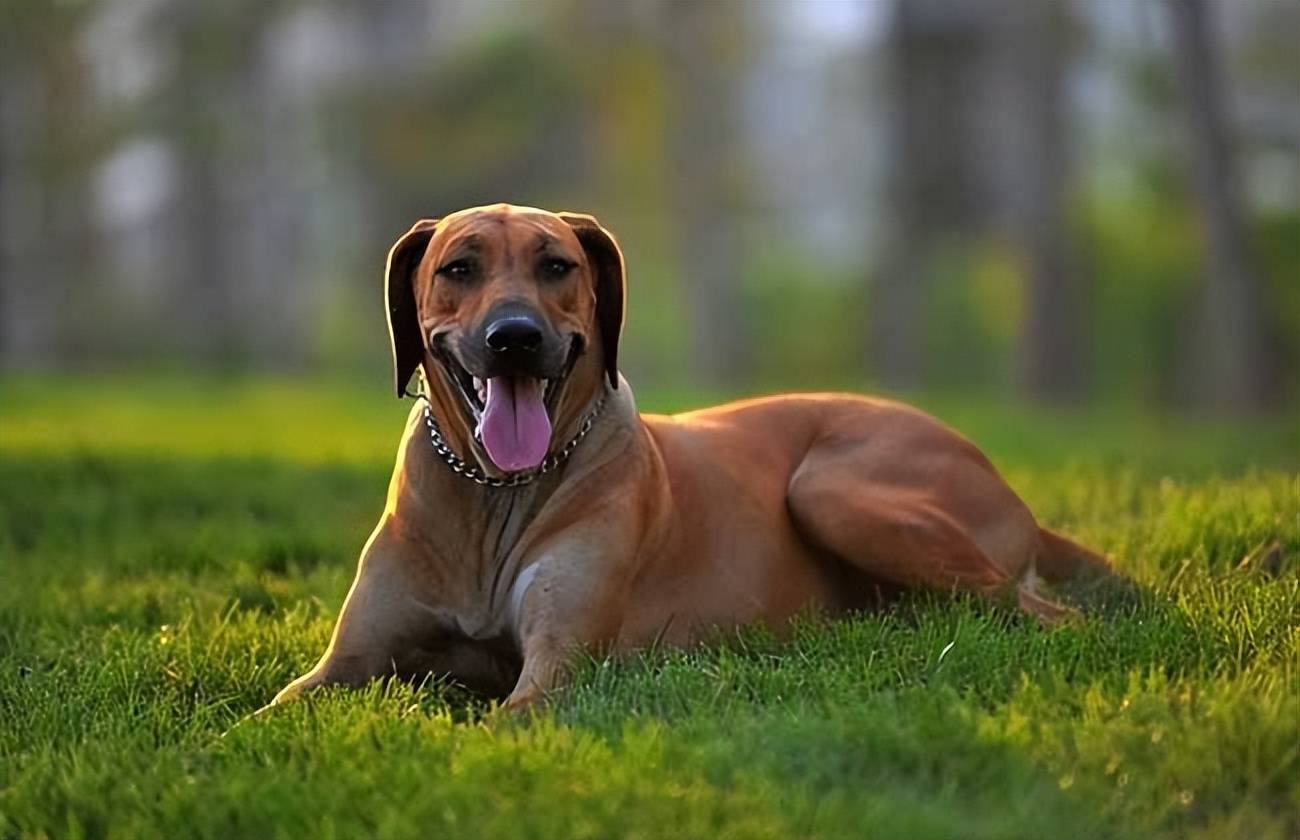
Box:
503, 635, 573, 713
502, 549, 633, 712
266, 532, 437, 709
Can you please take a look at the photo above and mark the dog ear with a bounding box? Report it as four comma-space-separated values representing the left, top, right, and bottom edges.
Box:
385, 218, 439, 398
559, 212, 625, 390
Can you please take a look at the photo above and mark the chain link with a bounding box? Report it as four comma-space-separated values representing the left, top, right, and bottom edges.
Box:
421, 393, 607, 488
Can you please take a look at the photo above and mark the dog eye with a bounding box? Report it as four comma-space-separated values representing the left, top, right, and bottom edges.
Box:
437, 259, 477, 281
539, 257, 575, 279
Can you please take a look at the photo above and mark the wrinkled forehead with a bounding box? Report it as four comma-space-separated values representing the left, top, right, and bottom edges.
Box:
430, 206, 581, 259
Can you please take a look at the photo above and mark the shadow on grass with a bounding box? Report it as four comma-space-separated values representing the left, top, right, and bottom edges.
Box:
548, 576, 1232, 734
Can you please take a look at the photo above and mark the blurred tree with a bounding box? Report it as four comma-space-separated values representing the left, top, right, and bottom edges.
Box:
328, 5, 585, 247
1004, 0, 1086, 402
1165, 0, 1277, 412
156, 0, 300, 366
557, 1, 683, 386
0, 0, 99, 368
658, 0, 754, 386
1, 0, 1294, 410
874, 0, 989, 390
875, 0, 1087, 400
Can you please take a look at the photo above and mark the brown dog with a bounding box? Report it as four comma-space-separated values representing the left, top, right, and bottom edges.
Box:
270, 203, 1111, 711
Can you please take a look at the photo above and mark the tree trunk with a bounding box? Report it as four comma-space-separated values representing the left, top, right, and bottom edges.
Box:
0, 21, 95, 369
1008, 0, 1086, 402
660, 0, 752, 388
874, 0, 992, 391
1165, 0, 1275, 412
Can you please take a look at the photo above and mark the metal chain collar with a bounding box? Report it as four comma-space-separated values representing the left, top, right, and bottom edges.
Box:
420, 393, 607, 488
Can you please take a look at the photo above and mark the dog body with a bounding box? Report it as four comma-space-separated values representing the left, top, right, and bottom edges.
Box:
272, 204, 1107, 710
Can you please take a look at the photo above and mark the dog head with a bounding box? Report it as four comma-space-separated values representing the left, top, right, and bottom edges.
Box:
385, 204, 625, 473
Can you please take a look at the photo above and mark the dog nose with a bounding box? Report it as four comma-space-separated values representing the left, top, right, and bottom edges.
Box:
485, 317, 544, 353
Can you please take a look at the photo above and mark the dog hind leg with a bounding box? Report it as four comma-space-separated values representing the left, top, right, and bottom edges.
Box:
1036, 527, 1114, 584
786, 455, 1077, 623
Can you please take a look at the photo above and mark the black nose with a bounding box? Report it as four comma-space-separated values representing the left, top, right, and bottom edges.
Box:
485, 317, 544, 353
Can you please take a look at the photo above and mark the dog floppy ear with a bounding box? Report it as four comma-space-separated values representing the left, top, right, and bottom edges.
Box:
558, 212, 625, 390
385, 218, 439, 398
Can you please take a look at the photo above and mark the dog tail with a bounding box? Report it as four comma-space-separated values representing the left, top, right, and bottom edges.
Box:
1036, 527, 1114, 584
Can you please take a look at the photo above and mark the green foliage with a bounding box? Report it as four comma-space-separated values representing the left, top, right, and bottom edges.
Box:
1255, 210, 1300, 387
1081, 183, 1300, 407
330, 26, 589, 219
1082, 185, 1201, 405
746, 247, 866, 387
1, 377, 1296, 838
922, 241, 1022, 393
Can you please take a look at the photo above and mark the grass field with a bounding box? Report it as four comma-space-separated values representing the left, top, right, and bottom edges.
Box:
1, 375, 1297, 839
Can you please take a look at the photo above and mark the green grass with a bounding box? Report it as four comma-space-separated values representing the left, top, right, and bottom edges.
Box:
1, 375, 1297, 839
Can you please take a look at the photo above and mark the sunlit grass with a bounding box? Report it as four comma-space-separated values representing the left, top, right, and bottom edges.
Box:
1, 375, 1296, 838
0, 374, 411, 465
2, 372, 1295, 473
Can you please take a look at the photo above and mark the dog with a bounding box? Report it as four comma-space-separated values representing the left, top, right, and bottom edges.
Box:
270, 203, 1112, 711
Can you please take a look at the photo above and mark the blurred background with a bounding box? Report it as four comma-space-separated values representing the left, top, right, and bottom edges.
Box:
1, 0, 1296, 416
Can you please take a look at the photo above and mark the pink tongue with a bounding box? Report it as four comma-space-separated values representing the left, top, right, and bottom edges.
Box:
479, 377, 552, 472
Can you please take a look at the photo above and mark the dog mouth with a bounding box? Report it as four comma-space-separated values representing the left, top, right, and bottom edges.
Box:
435, 342, 578, 473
